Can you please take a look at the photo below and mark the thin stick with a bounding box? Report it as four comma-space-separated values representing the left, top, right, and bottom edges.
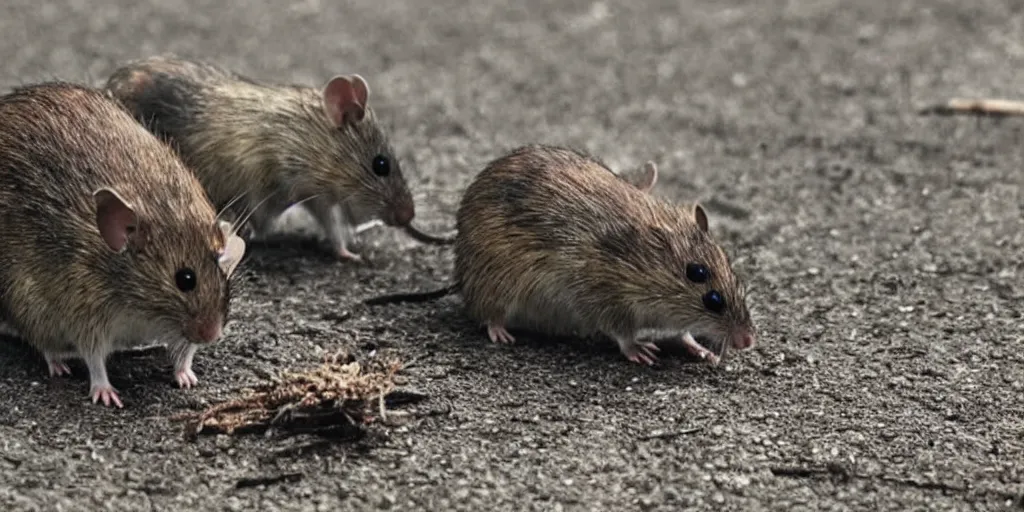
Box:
918, 98, 1024, 117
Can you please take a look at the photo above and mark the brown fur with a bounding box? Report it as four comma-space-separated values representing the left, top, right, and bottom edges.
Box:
453, 144, 755, 358
104, 55, 414, 259
0, 82, 237, 404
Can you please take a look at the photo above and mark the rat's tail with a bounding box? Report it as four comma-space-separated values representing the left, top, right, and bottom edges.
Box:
403, 223, 456, 245
363, 283, 458, 306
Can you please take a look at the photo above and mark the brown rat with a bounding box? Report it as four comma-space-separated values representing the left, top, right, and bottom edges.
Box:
0, 82, 246, 407
365, 144, 756, 365
104, 55, 449, 262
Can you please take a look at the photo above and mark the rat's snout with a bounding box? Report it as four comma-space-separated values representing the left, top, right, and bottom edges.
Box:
189, 314, 224, 344
389, 202, 415, 227
731, 330, 756, 351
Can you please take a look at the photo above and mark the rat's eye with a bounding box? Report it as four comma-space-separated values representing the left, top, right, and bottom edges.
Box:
175, 268, 197, 292
371, 154, 390, 177
702, 290, 725, 313
685, 263, 710, 283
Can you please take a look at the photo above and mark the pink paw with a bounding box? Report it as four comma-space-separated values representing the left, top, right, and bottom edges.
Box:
336, 247, 363, 263
622, 341, 661, 366
48, 361, 71, 377
174, 368, 198, 389
90, 385, 123, 408
681, 332, 720, 366
487, 323, 516, 344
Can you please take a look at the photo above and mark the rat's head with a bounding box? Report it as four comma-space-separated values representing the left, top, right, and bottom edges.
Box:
92, 187, 246, 346
628, 203, 756, 355
311, 74, 414, 227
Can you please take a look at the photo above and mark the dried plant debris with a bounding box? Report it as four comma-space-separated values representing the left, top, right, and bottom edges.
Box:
918, 97, 1024, 117
173, 353, 426, 440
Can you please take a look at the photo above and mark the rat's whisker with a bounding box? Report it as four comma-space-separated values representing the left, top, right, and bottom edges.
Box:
232, 190, 280, 238
217, 189, 253, 222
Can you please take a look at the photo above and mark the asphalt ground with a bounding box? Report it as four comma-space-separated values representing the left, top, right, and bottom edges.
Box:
1, 0, 1024, 510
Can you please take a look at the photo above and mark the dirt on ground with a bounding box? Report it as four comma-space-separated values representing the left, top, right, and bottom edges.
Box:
1, 0, 1023, 510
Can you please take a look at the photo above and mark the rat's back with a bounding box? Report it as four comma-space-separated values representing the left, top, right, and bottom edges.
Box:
0, 81, 214, 293
103, 55, 317, 215
456, 144, 667, 256
104, 55, 245, 143
454, 144, 677, 337
0, 83, 150, 243
0, 82, 201, 226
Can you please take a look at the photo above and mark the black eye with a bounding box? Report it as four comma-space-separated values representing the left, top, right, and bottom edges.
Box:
702, 290, 725, 314
371, 154, 390, 177
175, 268, 197, 292
686, 263, 710, 283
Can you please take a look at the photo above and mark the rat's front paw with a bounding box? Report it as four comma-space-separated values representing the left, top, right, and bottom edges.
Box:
90, 385, 123, 408
680, 332, 720, 366
49, 361, 71, 377
44, 352, 72, 377
337, 248, 363, 262
174, 367, 199, 389
330, 244, 367, 264
486, 323, 516, 344
620, 341, 661, 366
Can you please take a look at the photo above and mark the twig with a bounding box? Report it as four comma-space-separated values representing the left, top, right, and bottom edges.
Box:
918, 98, 1024, 117
770, 464, 850, 479
235, 472, 304, 489
641, 427, 703, 441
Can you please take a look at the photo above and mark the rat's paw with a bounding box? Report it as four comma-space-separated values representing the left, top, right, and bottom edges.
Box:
487, 323, 516, 344
620, 341, 660, 366
47, 360, 71, 377
335, 247, 364, 263
174, 367, 199, 389
680, 332, 721, 366
90, 385, 123, 408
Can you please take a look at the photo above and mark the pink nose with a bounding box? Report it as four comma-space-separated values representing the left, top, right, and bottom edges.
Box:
194, 316, 223, 344
733, 332, 756, 350
392, 204, 414, 226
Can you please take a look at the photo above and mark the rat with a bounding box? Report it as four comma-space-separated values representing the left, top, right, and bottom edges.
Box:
0, 82, 247, 407
104, 55, 450, 262
364, 144, 757, 365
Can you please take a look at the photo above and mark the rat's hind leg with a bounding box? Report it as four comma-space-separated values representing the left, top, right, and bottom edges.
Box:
83, 350, 122, 408
305, 197, 362, 262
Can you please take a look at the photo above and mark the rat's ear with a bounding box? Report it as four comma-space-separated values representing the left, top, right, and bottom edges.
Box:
694, 204, 709, 233
216, 220, 246, 277
350, 74, 370, 106
321, 75, 367, 127
618, 161, 658, 193
94, 188, 145, 253
633, 161, 658, 193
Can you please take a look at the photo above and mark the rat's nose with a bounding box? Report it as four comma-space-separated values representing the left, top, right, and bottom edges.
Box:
392, 203, 414, 226
193, 315, 223, 344
733, 331, 756, 351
